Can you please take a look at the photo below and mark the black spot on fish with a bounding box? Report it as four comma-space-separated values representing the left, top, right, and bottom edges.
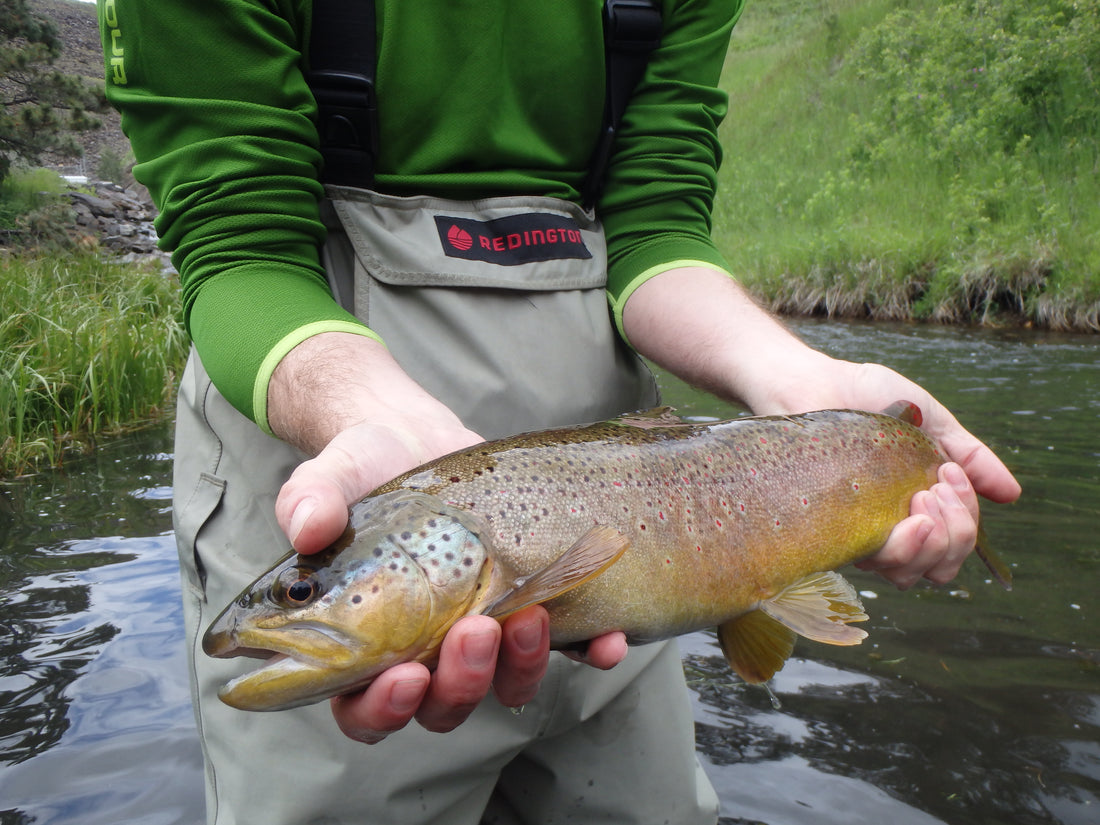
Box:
352, 594, 362, 604
463, 557, 474, 566
389, 562, 398, 570
442, 533, 452, 542
373, 547, 383, 557
401, 531, 412, 540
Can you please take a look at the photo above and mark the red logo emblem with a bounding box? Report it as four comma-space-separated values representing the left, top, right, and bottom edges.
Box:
446, 225, 473, 251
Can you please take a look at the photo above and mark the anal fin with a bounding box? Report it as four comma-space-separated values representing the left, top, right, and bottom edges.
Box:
481, 526, 629, 619
760, 571, 869, 645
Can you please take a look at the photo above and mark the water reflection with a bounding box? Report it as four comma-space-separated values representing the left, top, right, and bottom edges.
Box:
0, 431, 203, 825
0, 320, 1096, 825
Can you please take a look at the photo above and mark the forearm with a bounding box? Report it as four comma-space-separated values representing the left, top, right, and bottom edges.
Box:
267, 332, 470, 458
621, 266, 839, 414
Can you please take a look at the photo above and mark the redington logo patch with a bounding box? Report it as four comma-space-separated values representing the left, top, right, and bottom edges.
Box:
435, 213, 592, 265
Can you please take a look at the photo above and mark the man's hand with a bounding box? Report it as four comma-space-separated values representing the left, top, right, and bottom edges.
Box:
265, 332, 629, 743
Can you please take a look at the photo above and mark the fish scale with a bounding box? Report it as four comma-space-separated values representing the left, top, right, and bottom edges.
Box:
202, 405, 1011, 711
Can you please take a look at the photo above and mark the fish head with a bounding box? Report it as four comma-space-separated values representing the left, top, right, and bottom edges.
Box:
202, 490, 495, 711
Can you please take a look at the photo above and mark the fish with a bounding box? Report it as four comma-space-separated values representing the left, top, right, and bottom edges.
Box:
202, 402, 1011, 711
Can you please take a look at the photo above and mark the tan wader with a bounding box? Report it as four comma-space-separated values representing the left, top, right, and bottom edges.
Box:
173, 190, 720, 825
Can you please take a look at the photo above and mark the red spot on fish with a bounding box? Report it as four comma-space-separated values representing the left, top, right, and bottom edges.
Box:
715, 519, 722, 527
658, 512, 665, 520
852, 483, 860, 491
760, 437, 768, 444
802, 498, 809, 505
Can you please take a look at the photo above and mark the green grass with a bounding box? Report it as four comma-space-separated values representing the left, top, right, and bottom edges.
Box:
0, 252, 188, 475
713, 0, 1100, 330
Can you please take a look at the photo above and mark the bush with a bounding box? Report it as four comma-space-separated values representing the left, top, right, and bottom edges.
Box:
848, 0, 1100, 167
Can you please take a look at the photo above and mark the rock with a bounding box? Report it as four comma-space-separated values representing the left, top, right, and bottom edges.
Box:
63, 181, 173, 270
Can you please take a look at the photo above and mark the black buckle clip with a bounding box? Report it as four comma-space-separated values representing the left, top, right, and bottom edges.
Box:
604, 0, 663, 54
307, 69, 379, 184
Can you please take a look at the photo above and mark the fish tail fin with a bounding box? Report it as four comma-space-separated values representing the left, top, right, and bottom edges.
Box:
974, 523, 1013, 590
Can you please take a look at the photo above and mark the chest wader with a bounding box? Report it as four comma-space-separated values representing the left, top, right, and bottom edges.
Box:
170, 3, 718, 823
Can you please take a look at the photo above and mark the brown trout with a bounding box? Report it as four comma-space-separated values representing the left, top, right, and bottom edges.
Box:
203, 404, 1011, 711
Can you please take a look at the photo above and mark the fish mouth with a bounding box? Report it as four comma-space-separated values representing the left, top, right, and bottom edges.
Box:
212, 625, 373, 712
203, 621, 358, 669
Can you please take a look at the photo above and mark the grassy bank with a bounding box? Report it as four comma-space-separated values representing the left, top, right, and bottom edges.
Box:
0, 252, 188, 476
714, 0, 1100, 330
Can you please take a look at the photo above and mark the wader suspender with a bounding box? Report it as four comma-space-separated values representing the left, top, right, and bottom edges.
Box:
307, 0, 662, 205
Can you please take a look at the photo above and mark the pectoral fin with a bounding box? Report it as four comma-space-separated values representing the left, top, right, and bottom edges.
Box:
718, 571, 869, 684
481, 526, 629, 619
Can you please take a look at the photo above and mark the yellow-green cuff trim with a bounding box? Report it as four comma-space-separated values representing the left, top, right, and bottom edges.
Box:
252, 321, 387, 435
609, 260, 733, 344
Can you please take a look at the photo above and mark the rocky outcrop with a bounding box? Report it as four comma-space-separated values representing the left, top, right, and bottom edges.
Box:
65, 181, 173, 269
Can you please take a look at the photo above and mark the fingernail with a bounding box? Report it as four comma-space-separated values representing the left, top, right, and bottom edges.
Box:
512, 618, 544, 653
915, 515, 935, 544
462, 630, 497, 668
288, 497, 318, 546
943, 463, 969, 492
389, 678, 427, 713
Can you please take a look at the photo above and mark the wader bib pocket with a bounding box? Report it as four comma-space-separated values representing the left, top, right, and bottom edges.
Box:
321, 186, 657, 438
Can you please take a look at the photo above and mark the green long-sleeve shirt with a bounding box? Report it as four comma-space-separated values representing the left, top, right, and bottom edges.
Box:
100, 0, 744, 427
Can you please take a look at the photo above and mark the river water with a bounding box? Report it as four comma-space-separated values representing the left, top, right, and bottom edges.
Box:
0, 319, 1096, 825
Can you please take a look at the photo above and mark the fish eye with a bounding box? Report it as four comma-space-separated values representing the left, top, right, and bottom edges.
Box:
271, 569, 322, 607
286, 579, 316, 604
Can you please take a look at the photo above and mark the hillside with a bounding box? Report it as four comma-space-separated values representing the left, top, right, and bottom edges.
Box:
29, 0, 131, 180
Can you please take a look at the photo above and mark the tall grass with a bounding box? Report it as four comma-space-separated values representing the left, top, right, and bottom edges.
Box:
714, 0, 1100, 330
0, 253, 188, 475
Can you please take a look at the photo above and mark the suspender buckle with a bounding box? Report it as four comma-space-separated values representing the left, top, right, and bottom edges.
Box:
307, 69, 379, 185
604, 0, 663, 54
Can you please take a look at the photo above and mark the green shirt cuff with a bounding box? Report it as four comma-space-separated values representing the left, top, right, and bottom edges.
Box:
609, 260, 734, 346
253, 322, 387, 436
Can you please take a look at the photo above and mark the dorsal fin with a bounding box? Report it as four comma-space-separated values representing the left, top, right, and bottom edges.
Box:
881, 400, 923, 427
612, 407, 689, 429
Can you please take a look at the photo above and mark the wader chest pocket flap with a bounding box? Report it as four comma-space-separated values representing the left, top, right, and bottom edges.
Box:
326, 186, 608, 291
